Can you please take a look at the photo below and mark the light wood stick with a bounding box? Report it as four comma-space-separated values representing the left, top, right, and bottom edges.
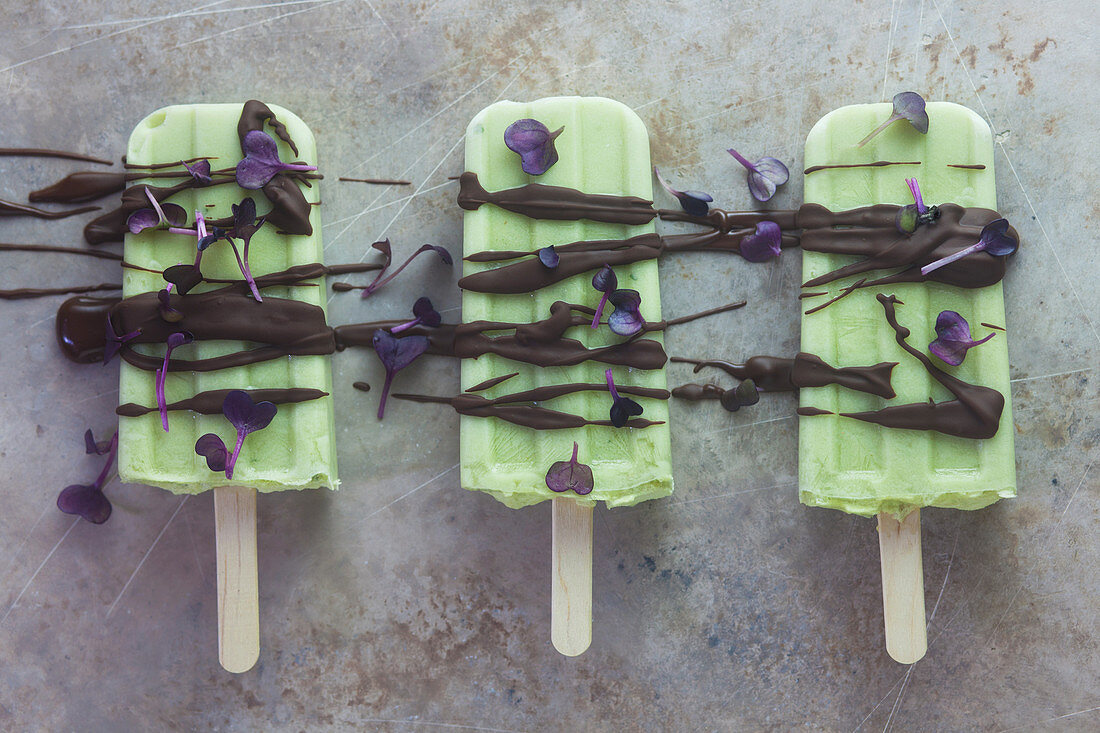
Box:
214, 486, 259, 673
551, 498, 593, 656
877, 508, 927, 664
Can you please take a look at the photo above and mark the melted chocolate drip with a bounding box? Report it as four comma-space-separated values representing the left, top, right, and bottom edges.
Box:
457, 172, 657, 225
803, 160, 921, 175
56, 296, 120, 363
83, 178, 233, 245
797, 406, 833, 417
1, 283, 119, 301
670, 383, 725, 401
239, 100, 298, 157
117, 388, 326, 417
0, 147, 111, 165
30, 168, 230, 204
466, 372, 519, 392
395, 381, 667, 431
0, 199, 98, 220
947, 164, 986, 170
806, 294, 1005, 439
0, 243, 122, 261
672, 352, 896, 398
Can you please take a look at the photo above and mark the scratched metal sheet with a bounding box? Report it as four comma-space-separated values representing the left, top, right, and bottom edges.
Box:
0, 1, 1096, 730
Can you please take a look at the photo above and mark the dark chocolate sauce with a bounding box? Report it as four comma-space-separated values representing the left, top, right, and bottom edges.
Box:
947, 164, 986, 170
466, 372, 519, 392
672, 353, 896, 398
31, 169, 228, 204
56, 296, 120, 363
981, 322, 1006, 331
457, 172, 657, 225
796, 406, 833, 416
1, 283, 119, 301
803, 294, 1005, 439
0, 243, 122, 261
803, 160, 921, 175
117, 388, 326, 417
0, 147, 112, 165
395, 382, 667, 430
339, 177, 411, 186
0, 199, 98, 220
239, 100, 299, 157
669, 383, 725, 401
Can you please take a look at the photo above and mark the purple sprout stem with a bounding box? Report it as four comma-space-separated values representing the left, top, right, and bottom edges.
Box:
225, 429, 246, 480
92, 433, 120, 490
280, 163, 317, 173
856, 113, 903, 148
568, 442, 579, 466
168, 226, 198, 237
591, 292, 609, 329
906, 177, 926, 213
226, 238, 262, 302
727, 148, 758, 173
362, 244, 431, 298
389, 318, 419, 335
156, 366, 170, 431
377, 372, 395, 420
921, 241, 985, 275
604, 368, 620, 402
144, 186, 170, 225
970, 332, 996, 348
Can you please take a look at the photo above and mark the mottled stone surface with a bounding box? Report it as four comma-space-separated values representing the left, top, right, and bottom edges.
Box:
0, 1, 1096, 731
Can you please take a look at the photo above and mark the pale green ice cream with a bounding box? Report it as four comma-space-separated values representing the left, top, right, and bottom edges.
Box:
460, 97, 672, 509
118, 103, 338, 494
799, 102, 1015, 517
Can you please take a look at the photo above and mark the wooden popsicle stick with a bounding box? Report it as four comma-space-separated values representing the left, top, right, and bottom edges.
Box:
551, 497, 593, 657
877, 508, 927, 664
214, 485, 259, 673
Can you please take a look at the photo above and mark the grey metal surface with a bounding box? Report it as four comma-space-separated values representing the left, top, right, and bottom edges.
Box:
0, 1, 1096, 730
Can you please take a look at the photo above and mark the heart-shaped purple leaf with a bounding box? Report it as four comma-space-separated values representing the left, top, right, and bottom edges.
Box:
537, 245, 560, 269
545, 442, 594, 495
607, 289, 644, 336
504, 119, 564, 175
57, 483, 112, 524
740, 220, 783, 262
195, 433, 229, 472
222, 390, 278, 434
929, 310, 995, 366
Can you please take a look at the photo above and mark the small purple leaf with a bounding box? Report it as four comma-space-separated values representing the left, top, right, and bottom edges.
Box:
727, 149, 789, 202
236, 130, 316, 189
57, 483, 112, 524
857, 92, 929, 147
928, 310, 995, 366
653, 166, 712, 217
590, 265, 618, 329
537, 245, 559, 269
740, 220, 783, 262
607, 289, 644, 336
195, 433, 229, 472
84, 429, 112, 455
921, 218, 1017, 275
605, 368, 644, 428
504, 119, 564, 176
361, 243, 453, 298
545, 442, 594, 495
222, 389, 278, 434
184, 159, 213, 184
720, 379, 761, 412
126, 208, 160, 234
162, 264, 203, 294
372, 330, 430, 419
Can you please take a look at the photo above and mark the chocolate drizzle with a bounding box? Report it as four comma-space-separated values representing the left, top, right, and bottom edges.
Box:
239, 100, 298, 157
117, 388, 326, 417
2, 283, 119, 301
803, 160, 921, 175
0, 147, 112, 165
457, 171, 657, 225
803, 294, 1005, 439
672, 353, 897, 398
0, 198, 98, 220
395, 382, 668, 430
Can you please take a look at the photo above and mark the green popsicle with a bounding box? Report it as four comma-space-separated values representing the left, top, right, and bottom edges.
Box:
799, 101, 1016, 519
460, 96, 672, 509
117, 103, 338, 494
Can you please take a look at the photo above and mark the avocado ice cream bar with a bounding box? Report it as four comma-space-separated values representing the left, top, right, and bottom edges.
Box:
115, 102, 336, 673
459, 96, 672, 509
797, 100, 1016, 664
798, 101, 1015, 518
117, 103, 338, 493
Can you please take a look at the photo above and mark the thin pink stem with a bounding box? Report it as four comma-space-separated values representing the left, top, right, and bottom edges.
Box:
921, 241, 983, 275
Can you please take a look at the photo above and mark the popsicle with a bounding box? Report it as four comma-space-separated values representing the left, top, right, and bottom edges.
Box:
117, 103, 338, 672
461, 97, 672, 655
798, 101, 1016, 663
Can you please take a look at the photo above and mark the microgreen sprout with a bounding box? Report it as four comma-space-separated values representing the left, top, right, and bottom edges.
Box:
653, 166, 713, 216
727, 148, 790, 202
360, 242, 453, 299
235, 130, 317, 189
184, 159, 213, 184
372, 329, 430, 419
57, 429, 118, 524
605, 368, 643, 427
895, 177, 941, 234
929, 311, 995, 366
739, 220, 783, 262
156, 331, 194, 432
920, 218, 1017, 275
157, 287, 183, 323
103, 316, 140, 365
537, 245, 560, 269
126, 186, 186, 234
720, 379, 761, 412
504, 118, 564, 175
607, 289, 644, 336
856, 92, 929, 148
545, 442, 594, 495
390, 296, 442, 334
194, 391, 278, 479
590, 265, 617, 329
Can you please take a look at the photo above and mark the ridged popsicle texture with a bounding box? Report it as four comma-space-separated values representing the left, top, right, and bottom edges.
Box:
460, 97, 672, 509
799, 102, 1015, 517
118, 104, 338, 494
